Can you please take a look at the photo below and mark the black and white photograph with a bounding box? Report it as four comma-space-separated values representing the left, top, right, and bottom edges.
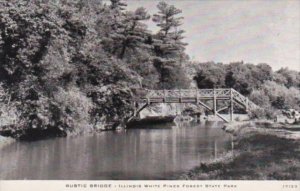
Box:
0, 0, 299, 187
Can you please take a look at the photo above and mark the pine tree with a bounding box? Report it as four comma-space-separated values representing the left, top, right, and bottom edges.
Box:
152, 1, 188, 89
110, 0, 127, 11
118, 7, 151, 59
101, 1, 151, 60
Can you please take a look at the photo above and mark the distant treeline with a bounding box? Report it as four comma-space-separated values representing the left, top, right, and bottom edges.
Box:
192, 61, 300, 117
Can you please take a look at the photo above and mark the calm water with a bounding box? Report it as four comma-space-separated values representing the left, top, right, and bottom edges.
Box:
0, 122, 232, 180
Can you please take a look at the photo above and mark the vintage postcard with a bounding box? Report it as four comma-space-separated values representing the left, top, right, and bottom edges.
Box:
0, 0, 299, 190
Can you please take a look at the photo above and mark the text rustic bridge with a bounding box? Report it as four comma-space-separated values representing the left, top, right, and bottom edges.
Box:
130, 88, 259, 122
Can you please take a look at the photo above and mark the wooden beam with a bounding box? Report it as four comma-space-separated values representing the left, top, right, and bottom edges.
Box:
217, 105, 229, 113
197, 100, 213, 111
213, 89, 217, 116
134, 103, 149, 118
216, 112, 230, 122
230, 89, 233, 121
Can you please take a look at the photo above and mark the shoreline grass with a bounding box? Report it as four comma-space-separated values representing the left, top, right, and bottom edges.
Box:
179, 121, 300, 180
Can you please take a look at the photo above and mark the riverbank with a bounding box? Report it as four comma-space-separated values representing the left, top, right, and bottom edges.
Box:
180, 121, 300, 180
0, 135, 15, 149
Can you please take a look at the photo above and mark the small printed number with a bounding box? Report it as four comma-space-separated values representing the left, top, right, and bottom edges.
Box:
282, 185, 298, 189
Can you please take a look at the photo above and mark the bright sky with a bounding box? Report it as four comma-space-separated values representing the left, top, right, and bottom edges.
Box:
117, 0, 300, 71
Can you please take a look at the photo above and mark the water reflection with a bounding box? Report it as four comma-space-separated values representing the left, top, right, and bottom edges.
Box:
0, 121, 232, 180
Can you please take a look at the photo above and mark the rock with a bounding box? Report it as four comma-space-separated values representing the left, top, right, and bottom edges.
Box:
0, 135, 15, 149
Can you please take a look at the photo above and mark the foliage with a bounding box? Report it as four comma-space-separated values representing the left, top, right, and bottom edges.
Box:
193, 62, 226, 88
0, 0, 193, 138
152, 1, 189, 89
275, 68, 300, 88
101, 2, 151, 60
0, 83, 19, 126
261, 81, 300, 111
225, 62, 273, 95
0, 0, 141, 137
193, 61, 299, 118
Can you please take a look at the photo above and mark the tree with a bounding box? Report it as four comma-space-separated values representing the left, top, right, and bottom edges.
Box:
0, 0, 140, 138
117, 7, 151, 59
152, 2, 187, 56
261, 81, 300, 110
193, 62, 226, 88
225, 62, 252, 95
152, 1, 188, 89
101, 1, 151, 60
99, 0, 127, 55
275, 68, 300, 88
110, 0, 127, 11
251, 63, 273, 85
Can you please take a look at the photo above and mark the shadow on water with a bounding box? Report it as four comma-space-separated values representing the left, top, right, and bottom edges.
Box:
0, 121, 233, 180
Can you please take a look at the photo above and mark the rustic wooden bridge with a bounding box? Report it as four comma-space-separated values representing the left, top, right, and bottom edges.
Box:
130, 88, 259, 122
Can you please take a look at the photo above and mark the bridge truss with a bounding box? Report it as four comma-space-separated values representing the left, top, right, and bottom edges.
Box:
130, 88, 259, 123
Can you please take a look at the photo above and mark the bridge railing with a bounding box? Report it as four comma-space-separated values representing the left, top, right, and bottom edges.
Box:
230, 89, 258, 110
135, 88, 259, 111
145, 88, 233, 98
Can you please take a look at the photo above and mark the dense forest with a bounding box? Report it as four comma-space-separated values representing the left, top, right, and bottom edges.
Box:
0, 0, 299, 140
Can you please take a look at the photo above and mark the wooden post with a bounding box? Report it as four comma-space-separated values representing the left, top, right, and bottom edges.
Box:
213, 88, 217, 116
179, 89, 182, 103
196, 113, 200, 122
146, 91, 150, 104
133, 101, 137, 117
230, 88, 234, 121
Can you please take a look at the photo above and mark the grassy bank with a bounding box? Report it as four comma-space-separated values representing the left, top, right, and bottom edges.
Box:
180, 121, 300, 180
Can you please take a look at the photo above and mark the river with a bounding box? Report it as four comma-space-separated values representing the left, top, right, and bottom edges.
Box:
0, 121, 233, 180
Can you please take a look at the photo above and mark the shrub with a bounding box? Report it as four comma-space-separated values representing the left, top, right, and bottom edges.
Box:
248, 108, 277, 120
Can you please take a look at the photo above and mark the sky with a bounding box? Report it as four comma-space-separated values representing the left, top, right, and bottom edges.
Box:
120, 0, 300, 71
